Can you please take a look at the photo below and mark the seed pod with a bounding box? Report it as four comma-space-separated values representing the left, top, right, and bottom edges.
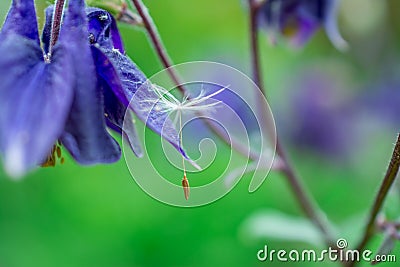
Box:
182, 175, 190, 200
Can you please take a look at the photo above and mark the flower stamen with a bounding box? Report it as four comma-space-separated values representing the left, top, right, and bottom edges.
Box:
42, 142, 65, 167
178, 109, 189, 200
182, 174, 190, 200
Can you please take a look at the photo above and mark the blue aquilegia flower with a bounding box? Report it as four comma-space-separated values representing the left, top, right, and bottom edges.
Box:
258, 0, 348, 49
0, 0, 186, 177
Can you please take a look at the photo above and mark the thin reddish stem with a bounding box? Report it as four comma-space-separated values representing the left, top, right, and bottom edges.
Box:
48, 0, 66, 55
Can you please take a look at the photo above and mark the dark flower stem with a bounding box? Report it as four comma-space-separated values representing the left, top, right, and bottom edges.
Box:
249, 0, 263, 94
247, 0, 336, 247
347, 134, 400, 267
132, 0, 335, 243
49, 0, 66, 55
130, 0, 270, 163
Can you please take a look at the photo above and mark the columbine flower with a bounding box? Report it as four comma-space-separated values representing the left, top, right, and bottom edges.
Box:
258, 0, 348, 49
0, 0, 186, 177
278, 70, 353, 159
359, 78, 400, 128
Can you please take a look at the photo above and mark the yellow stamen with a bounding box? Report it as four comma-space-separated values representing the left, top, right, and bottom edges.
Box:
282, 19, 300, 38
42, 142, 65, 167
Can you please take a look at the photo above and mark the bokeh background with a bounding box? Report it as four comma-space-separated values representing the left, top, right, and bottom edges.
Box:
0, 0, 399, 266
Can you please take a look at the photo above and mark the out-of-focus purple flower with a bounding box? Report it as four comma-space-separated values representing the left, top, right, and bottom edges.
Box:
0, 0, 186, 177
359, 78, 400, 127
258, 0, 348, 49
279, 71, 354, 159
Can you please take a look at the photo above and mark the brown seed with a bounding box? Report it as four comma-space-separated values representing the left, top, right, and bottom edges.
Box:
41, 145, 57, 167
182, 176, 190, 200
56, 147, 62, 158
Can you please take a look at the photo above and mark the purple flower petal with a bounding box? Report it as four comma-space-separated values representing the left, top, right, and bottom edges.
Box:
323, 0, 348, 50
43, 6, 126, 54
258, 0, 346, 49
87, 9, 188, 158
1, 0, 40, 45
59, 0, 121, 164
102, 48, 188, 159
0, 35, 73, 177
86, 7, 125, 53
109, 13, 125, 54
259, 0, 320, 46
90, 46, 129, 105
120, 111, 143, 157
289, 12, 320, 47
91, 46, 142, 157
103, 82, 143, 157
41, 6, 54, 54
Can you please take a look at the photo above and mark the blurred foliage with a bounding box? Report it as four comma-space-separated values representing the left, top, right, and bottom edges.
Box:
0, 0, 399, 266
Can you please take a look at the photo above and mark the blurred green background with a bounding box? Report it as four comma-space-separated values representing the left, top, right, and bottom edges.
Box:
0, 0, 399, 266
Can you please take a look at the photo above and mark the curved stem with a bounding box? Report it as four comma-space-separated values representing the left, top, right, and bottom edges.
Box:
130, 0, 271, 164
249, 1, 263, 94
347, 134, 400, 267
247, 0, 336, 247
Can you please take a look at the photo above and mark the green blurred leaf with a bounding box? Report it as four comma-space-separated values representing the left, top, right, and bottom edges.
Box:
240, 210, 325, 247
372, 234, 396, 265
338, 212, 368, 245
383, 189, 400, 220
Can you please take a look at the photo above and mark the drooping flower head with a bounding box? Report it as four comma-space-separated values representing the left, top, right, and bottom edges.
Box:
258, 0, 348, 49
0, 0, 187, 178
0, 0, 78, 176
